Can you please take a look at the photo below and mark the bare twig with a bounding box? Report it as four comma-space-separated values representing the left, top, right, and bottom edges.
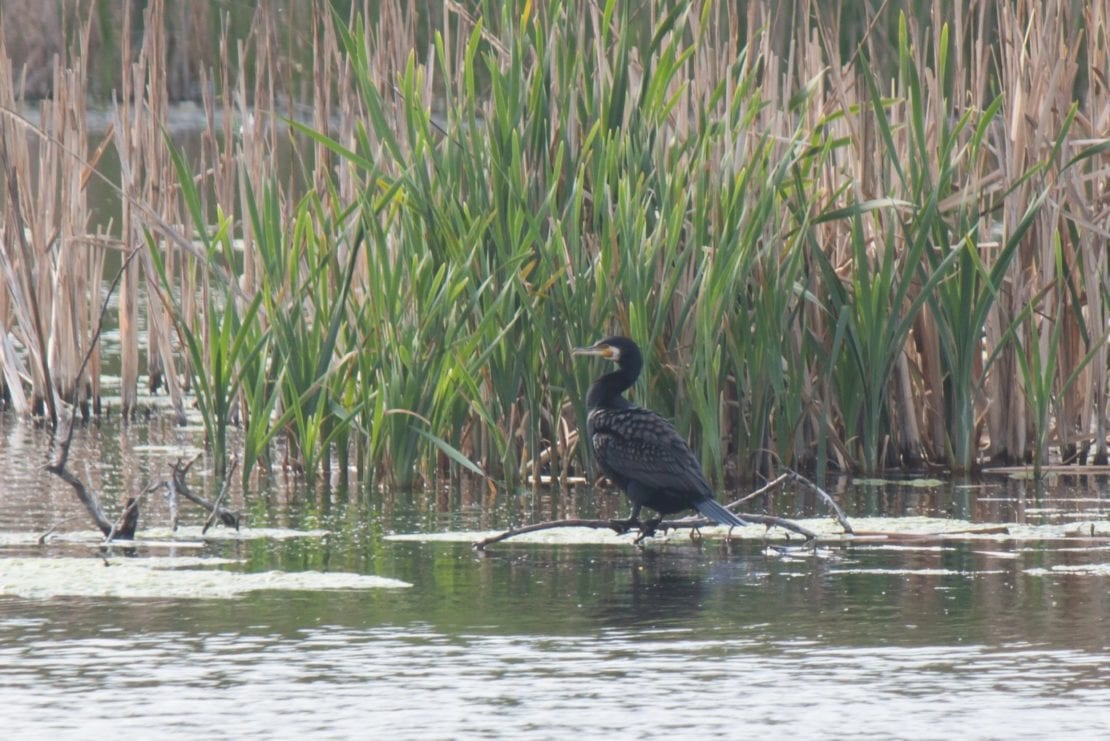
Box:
785, 469, 854, 534
726, 473, 789, 509
44, 247, 145, 540
203, 458, 238, 534
36, 515, 87, 544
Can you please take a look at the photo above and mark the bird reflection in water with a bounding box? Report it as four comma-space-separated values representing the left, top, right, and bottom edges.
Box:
590, 549, 767, 629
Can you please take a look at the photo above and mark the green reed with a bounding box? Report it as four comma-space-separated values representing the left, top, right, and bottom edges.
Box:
151, 0, 1110, 485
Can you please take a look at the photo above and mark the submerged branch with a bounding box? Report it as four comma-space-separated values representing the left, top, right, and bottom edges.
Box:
102, 479, 167, 543
171, 455, 241, 530
44, 460, 115, 537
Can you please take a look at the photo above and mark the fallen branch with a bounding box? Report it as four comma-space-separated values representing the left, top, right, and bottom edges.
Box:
472, 510, 819, 550
673, 512, 818, 541
473, 469, 852, 550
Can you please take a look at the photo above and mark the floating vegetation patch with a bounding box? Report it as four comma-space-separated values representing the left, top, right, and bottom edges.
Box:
152, 526, 334, 542
972, 550, 1021, 560
0, 556, 411, 600
5, 526, 333, 549
386, 517, 1110, 546
826, 568, 1009, 577
387, 528, 639, 546
130, 444, 206, 457
1025, 564, 1110, 576
852, 478, 947, 488
1062, 521, 1110, 537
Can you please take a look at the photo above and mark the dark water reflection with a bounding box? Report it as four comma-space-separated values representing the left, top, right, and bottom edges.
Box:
1, 415, 1109, 737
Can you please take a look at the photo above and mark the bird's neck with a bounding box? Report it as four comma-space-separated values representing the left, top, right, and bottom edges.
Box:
586, 361, 641, 410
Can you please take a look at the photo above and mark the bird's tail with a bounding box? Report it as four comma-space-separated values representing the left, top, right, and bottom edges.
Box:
695, 498, 749, 528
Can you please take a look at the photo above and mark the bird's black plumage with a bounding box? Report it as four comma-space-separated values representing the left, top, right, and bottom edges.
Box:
573, 336, 748, 532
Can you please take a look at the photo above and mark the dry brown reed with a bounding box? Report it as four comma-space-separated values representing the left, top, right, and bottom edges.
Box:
113, 0, 187, 422
0, 13, 107, 424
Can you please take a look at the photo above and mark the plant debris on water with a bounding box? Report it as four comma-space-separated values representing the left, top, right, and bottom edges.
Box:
385, 517, 1110, 545
0, 557, 411, 600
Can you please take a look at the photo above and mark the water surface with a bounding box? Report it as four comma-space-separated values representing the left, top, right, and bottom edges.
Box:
1, 414, 1108, 738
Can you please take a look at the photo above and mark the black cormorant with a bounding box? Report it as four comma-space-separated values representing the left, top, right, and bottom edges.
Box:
573, 336, 749, 533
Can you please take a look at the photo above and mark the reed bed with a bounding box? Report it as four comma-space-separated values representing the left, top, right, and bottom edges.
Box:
0, 0, 1108, 493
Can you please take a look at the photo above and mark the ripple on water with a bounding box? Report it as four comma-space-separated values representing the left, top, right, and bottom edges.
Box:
1, 621, 1107, 738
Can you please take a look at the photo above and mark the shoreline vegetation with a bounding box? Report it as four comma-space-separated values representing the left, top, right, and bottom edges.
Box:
1, 0, 1108, 499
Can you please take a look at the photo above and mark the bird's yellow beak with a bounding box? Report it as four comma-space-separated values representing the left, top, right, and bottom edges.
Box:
572, 341, 618, 360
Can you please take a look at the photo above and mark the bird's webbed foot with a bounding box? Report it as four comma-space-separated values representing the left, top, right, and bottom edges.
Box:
632, 516, 667, 544
609, 517, 642, 535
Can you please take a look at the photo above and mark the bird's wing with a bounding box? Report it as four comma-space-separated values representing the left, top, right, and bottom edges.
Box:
589, 407, 714, 496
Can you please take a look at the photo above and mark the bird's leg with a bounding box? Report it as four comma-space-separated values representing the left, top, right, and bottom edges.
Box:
610, 503, 643, 535
634, 515, 665, 541
633, 517, 658, 545
644, 516, 663, 536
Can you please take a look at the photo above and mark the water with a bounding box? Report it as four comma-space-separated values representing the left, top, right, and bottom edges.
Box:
1, 414, 1109, 738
